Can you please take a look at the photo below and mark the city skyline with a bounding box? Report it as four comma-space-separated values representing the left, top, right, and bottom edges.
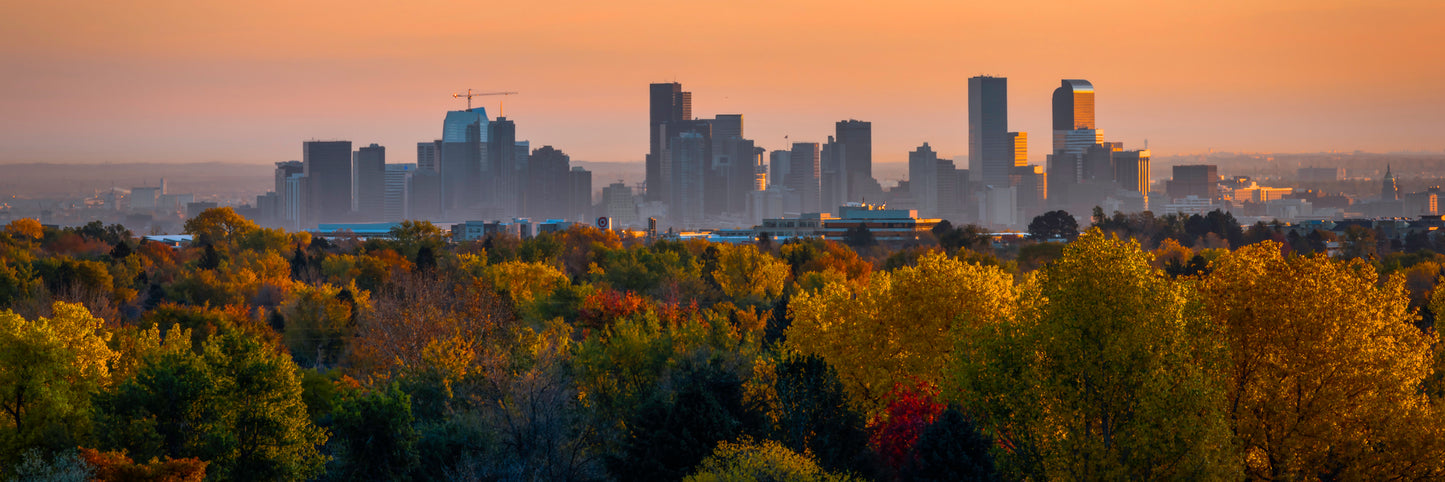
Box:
3, 1, 1443, 166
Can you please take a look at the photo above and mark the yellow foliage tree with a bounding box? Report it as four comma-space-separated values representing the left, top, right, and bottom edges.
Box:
0, 302, 119, 451
786, 251, 1017, 414
1204, 242, 1445, 479
5, 218, 43, 240
711, 243, 789, 311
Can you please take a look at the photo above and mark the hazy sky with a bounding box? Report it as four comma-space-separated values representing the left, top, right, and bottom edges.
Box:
2, 0, 1442, 169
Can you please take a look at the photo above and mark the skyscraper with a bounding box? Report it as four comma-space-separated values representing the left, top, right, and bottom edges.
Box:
1052, 79, 1096, 152
353, 143, 385, 220
648, 82, 691, 202
909, 143, 939, 217
669, 131, 707, 227
383, 163, 412, 222
302, 140, 352, 226
487, 117, 518, 217
836, 120, 873, 200
789, 142, 822, 214
968, 76, 1012, 187
440, 108, 487, 214
416, 141, 440, 172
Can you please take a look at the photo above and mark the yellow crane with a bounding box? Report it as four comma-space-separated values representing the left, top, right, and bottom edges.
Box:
452, 89, 518, 114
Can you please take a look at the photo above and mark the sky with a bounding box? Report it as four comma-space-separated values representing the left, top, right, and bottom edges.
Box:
2, 0, 1443, 169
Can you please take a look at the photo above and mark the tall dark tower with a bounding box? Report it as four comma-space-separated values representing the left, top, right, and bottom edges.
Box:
648, 82, 691, 202
1382, 164, 1400, 201
488, 117, 518, 216
968, 76, 1011, 187
835, 119, 872, 201
302, 140, 352, 226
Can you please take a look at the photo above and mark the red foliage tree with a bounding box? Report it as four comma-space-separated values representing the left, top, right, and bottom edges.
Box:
868, 381, 945, 474
80, 448, 208, 482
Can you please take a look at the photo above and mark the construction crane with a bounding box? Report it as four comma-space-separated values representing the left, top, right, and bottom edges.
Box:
452, 89, 518, 112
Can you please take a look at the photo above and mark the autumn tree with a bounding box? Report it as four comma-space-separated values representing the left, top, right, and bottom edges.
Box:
80, 447, 208, 482
1203, 242, 1445, 479
684, 439, 856, 482
869, 381, 943, 475
787, 251, 1017, 413
0, 302, 117, 459
5, 218, 44, 241
952, 229, 1236, 479
182, 207, 258, 248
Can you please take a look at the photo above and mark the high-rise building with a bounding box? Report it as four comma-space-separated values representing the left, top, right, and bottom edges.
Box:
383, 163, 413, 222
487, 117, 519, 217
408, 168, 442, 221
1167, 165, 1219, 201
416, 141, 440, 172
821, 136, 846, 210
353, 143, 386, 219
968, 76, 1012, 187
789, 142, 822, 214
1114, 149, 1151, 196
568, 166, 593, 222
273, 161, 303, 224
443, 108, 489, 144
303, 140, 352, 226
909, 143, 939, 218
440, 108, 487, 214
769, 150, 791, 189
1052, 79, 1096, 152
602, 182, 637, 227
836, 120, 873, 200
648, 82, 691, 202
526, 145, 571, 220
669, 131, 708, 227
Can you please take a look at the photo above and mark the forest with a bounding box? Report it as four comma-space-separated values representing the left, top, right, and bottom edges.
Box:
1, 207, 1443, 481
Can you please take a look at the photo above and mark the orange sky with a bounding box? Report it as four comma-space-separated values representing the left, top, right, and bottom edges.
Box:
2, 0, 1442, 170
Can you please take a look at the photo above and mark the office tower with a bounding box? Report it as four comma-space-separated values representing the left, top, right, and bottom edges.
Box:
1114, 149, 1151, 195
836, 119, 874, 200
648, 82, 691, 202
383, 163, 413, 222
526, 145, 571, 220
408, 168, 442, 221
1012, 165, 1047, 220
769, 150, 791, 189
968, 76, 1012, 187
909, 143, 939, 218
284, 173, 308, 230
938, 160, 971, 222
273, 161, 303, 223
602, 182, 637, 227
789, 142, 822, 213
1052, 79, 1097, 152
569, 166, 593, 221
441, 108, 487, 213
717, 136, 760, 216
711, 114, 743, 142
1082, 142, 1122, 183
669, 132, 708, 227
416, 141, 440, 172
487, 117, 519, 217
1167, 165, 1218, 200
353, 143, 386, 219
821, 136, 846, 210
1009, 132, 1027, 169
303, 140, 352, 226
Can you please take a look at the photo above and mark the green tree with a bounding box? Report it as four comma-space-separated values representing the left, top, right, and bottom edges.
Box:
773, 355, 871, 475
901, 406, 998, 482
684, 438, 856, 482
96, 329, 328, 481
1027, 210, 1078, 240
329, 384, 419, 480
953, 229, 1236, 479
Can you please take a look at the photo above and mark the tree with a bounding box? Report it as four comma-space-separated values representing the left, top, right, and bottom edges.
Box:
773, 355, 871, 475
684, 439, 856, 482
869, 381, 943, 475
1203, 243, 1445, 479
901, 406, 998, 482
79, 447, 208, 482
0, 302, 117, 458
711, 244, 790, 312
96, 329, 328, 481
1027, 210, 1078, 240
609, 358, 764, 482
182, 207, 258, 247
953, 229, 1236, 479
787, 252, 1017, 413
5, 218, 44, 240
329, 384, 419, 481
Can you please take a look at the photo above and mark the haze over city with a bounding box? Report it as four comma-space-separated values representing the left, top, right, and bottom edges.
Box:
4, 0, 1444, 165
